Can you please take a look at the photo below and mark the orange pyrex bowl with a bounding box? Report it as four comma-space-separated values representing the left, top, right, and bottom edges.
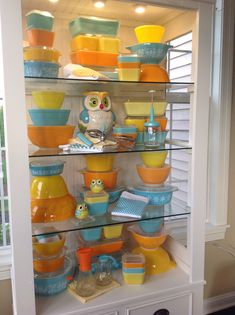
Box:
26, 29, 55, 47
33, 234, 65, 257
70, 50, 118, 67
136, 164, 171, 184
129, 226, 167, 249
28, 125, 75, 148
31, 194, 76, 223
80, 169, 118, 189
33, 251, 65, 273
140, 64, 169, 82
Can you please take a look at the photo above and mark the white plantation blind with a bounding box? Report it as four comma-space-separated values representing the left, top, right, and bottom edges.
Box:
166, 32, 192, 204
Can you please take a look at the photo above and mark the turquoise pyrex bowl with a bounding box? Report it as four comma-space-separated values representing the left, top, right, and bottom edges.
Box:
69, 16, 119, 37
126, 43, 172, 64
24, 61, 59, 78
34, 256, 74, 296
26, 10, 54, 31
29, 160, 65, 176
28, 109, 70, 126
138, 205, 164, 233
129, 184, 178, 206
80, 227, 102, 242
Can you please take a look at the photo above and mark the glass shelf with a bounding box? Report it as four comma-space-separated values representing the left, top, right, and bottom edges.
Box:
28, 142, 192, 158
25, 77, 194, 103
31, 199, 190, 237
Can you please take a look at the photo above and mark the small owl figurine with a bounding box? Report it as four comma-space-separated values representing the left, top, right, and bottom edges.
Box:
79, 91, 116, 135
75, 202, 88, 220
90, 179, 104, 193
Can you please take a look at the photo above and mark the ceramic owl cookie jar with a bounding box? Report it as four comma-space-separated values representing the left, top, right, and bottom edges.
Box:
79, 91, 116, 135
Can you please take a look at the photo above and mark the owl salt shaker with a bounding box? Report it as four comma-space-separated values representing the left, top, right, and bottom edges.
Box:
79, 91, 116, 136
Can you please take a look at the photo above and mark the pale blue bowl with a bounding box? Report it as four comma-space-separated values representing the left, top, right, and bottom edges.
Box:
34, 256, 74, 296
130, 185, 177, 206
24, 61, 59, 78
28, 109, 70, 126
138, 218, 163, 234
87, 201, 109, 216
126, 43, 172, 64
80, 227, 102, 242
29, 160, 64, 176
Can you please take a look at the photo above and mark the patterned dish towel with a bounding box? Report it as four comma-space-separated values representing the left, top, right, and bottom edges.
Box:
111, 191, 149, 218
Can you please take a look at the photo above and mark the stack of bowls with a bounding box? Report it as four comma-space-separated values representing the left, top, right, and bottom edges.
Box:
33, 231, 74, 296
68, 16, 120, 69
124, 102, 168, 146
24, 10, 61, 78
126, 25, 171, 82
28, 90, 75, 148
30, 160, 76, 223
137, 151, 170, 185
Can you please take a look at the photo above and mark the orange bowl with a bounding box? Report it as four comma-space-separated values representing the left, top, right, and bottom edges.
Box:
31, 194, 76, 223
136, 164, 171, 184
140, 64, 169, 82
88, 240, 124, 256
33, 252, 65, 273
80, 169, 118, 189
28, 125, 75, 148
26, 29, 55, 47
130, 227, 167, 249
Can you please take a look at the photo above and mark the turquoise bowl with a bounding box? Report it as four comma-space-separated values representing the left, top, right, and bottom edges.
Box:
24, 61, 59, 78
34, 256, 74, 296
29, 160, 64, 176
126, 43, 172, 64
28, 109, 70, 126
26, 11, 54, 31
80, 227, 102, 242
138, 205, 164, 233
130, 185, 177, 206
69, 16, 119, 38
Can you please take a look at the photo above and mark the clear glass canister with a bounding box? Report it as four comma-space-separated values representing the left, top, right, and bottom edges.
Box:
96, 255, 113, 286
144, 122, 160, 148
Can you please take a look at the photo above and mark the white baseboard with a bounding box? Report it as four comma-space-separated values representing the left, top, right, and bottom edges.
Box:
204, 291, 235, 314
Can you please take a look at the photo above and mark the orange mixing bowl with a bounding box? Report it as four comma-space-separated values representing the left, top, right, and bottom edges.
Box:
130, 227, 167, 249
80, 169, 118, 189
28, 125, 75, 148
33, 252, 65, 273
136, 164, 171, 184
88, 239, 124, 256
31, 194, 76, 223
140, 64, 169, 82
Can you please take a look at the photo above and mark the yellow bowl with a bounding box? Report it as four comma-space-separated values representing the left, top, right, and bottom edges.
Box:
32, 91, 65, 109
124, 118, 145, 132
135, 25, 165, 43
140, 151, 168, 168
33, 235, 65, 257
24, 46, 61, 63
132, 246, 176, 275
103, 224, 123, 239
84, 154, 115, 172
30, 175, 69, 199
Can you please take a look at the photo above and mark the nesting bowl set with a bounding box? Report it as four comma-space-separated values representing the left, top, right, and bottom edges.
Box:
126, 25, 171, 82
28, 90, 75, 148
24, 10, 61, 78
69, 16, 120, 68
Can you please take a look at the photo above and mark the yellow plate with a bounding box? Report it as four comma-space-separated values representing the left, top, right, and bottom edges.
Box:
30, 175, 68, 199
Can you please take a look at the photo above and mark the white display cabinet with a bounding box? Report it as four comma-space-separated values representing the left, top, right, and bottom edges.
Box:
0, 0, 224, 314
